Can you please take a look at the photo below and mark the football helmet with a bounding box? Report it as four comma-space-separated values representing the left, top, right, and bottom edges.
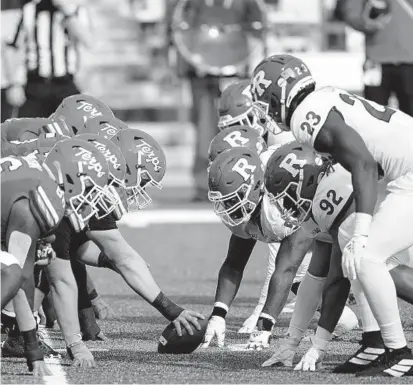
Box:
208, 125, 267, 164
251, 54, 316, 128
83, 116, 130, 140
43, 138, 112, 232
111, 129, 166, 210
264, 142, 325, 228
51, 94, 115, 136
76, 133, 128, 220
208, 147, 264, 227
218, 80, 270, 136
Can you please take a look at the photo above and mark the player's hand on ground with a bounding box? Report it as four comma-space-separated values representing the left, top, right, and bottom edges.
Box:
92, 295, 114, 320
69, 342, 96, 368
173, 310, 205, 337
294, 334, 328, 371
247, 330, 271, 350
342, 235, 367, 280
238, 314, 259, 334
30, 360, 52, 376
261, 337, 300, 367
201, 316, 225, 348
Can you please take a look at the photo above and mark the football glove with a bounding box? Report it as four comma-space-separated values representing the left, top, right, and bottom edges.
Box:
342, 235, 368, 280
247, 330, 271, 350
238, 313, 259, 334
294, 332, 330, 371
261, 337, 300, 367
201, 316, 225, 348
68, 341, 95, 368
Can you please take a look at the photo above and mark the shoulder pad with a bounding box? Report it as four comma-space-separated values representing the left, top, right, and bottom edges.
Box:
290, 87, 337, 148
28, 184, 65, 236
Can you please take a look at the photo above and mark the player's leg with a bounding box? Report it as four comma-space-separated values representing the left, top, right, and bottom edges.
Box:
346, 189, 413, 376
1, 253, 22, 309
238, 242, 278, 334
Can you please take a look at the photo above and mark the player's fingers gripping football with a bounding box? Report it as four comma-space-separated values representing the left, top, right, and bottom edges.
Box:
173, 310, 205, 336
201, 316, 226, 348
31, 361, 52, 376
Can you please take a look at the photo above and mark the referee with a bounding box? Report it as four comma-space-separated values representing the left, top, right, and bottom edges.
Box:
6, 0, 93, 118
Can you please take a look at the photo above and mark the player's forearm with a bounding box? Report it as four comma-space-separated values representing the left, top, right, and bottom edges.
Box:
214, 264, 244, 309
46, 259, 82, 346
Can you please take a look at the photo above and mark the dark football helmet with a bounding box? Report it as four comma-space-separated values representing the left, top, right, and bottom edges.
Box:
208, 147, 264, 227
218, 80, 270, 136
264, 141, 325, 227
51, 94, 115, 136
111, 129, 166, 211
251, 54, 315, 128
208, 125, 267, 164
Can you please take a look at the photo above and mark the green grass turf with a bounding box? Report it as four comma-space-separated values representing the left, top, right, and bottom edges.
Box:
2, 220, 413, 383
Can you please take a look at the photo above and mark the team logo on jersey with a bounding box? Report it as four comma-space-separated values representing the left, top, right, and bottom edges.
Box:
99, 123, 120, 139
135, 140, 162, 172
92, 141, 121, 170
74, 148, 105, 178
77, 101, 103, 119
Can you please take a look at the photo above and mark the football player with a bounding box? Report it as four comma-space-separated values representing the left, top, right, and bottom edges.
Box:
202, 146, 320, 349
1, 138, 113, 370
262, 143, 413, 376
251, 53, 413, 376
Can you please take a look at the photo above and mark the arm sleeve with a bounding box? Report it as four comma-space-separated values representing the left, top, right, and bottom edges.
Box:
224, 233, 257, 272
87, 213, 118, 232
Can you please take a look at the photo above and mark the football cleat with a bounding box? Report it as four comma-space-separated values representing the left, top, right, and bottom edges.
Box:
356, 346, 413, 377
333, 331, 385, 373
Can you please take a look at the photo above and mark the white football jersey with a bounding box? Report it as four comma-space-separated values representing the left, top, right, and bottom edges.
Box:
290, 86, 413, 181
301, 164, 353, 242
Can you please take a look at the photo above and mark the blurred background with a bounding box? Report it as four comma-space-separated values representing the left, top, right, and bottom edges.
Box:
2, 0, 407, 204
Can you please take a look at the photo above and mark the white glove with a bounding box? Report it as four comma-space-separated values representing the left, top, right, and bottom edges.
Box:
294, 334, 329, 371
247, 330, 271, 350
201, 316, 225, 348
342, 235, 367, 280
261, 337, 300, 367
238, 314, 259, 334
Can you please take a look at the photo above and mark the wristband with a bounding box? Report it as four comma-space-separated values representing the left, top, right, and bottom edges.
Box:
211, 302, 229, 319
66, 333, 82, 348
258, 312, 275, 332
22, 328, 43, 371
152, 292, 184, 321
353, 213, 372, 236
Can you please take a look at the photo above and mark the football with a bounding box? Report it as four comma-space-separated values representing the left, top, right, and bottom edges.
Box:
158, 318, 209, 354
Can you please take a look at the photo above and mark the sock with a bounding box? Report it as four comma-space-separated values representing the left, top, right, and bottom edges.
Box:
358, 257, 406, 349
88, 289, 98, 302
287, 272, 326, 339
351, 279, 379, 332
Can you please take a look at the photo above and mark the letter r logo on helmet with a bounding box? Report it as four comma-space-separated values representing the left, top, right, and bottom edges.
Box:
252, 70, 273, 98
232, 158, 257, 181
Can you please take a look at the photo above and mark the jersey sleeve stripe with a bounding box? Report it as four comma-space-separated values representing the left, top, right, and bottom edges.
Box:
36, 186, 60, 227
52, 122, 63, 135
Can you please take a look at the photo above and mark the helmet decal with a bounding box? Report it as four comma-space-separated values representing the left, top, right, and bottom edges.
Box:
251, 70, 273, 98
74, 147, 106, 179
76, 100, 104, 119
136, 139, 163, 172
232, 158, 257, 181
223, 130, 250, 147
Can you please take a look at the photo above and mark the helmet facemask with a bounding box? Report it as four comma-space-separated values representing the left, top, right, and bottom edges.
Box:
95, 173, 126, 220
267, 171, 312, 228
67, 173, 113, 232
219, 108, 267, 137
126, 168, 162, 211
208, 181, 258, 227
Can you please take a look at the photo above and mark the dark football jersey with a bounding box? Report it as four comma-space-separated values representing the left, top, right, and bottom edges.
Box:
1, 154, 66, 240
1, 118, 68, 157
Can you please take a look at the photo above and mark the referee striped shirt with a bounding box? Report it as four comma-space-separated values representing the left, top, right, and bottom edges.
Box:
10, 0, 87, 79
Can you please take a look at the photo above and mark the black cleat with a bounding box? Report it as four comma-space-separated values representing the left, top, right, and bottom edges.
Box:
333, 331, 385, 373
1, 335, 25, 358
356, 346, 413, 377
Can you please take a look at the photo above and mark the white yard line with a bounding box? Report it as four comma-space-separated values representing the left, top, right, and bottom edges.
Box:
118, 209, 220, 228
40, 327, 68, 385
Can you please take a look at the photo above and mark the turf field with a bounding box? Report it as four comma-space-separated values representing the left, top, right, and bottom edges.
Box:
2, 189, 413, 384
